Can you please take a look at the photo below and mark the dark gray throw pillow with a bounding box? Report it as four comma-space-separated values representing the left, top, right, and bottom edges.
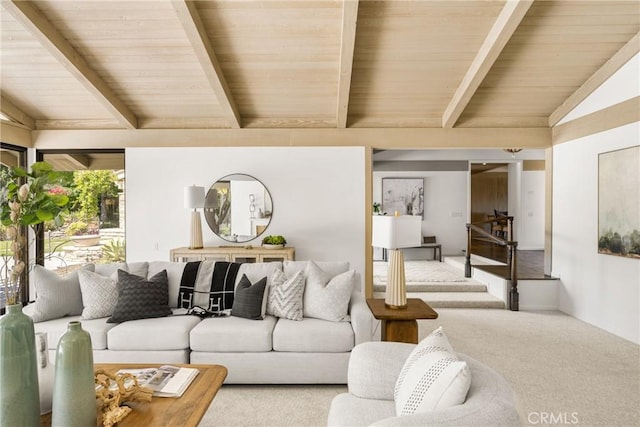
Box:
107, 269, 172, 323
232, 274, 268, 320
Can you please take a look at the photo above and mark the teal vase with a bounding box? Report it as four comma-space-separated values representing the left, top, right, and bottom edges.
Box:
51, 321, 96, 427
0, 303, 41, 427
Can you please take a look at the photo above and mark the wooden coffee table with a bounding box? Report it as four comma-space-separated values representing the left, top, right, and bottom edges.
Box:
41, 363, 227, 427
367, 298, 438, 344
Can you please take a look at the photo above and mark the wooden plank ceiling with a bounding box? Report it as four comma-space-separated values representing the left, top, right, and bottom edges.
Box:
0, 0, 638, 132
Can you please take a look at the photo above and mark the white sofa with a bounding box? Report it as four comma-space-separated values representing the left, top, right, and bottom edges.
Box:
25, 260, 376, 384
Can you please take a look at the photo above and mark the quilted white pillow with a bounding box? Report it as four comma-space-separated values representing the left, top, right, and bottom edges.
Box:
78, 269, 119, 320
303, 261, 354, 322
395, 326, 471, 416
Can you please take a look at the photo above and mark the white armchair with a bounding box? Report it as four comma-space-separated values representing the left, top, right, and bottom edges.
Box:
327, 341, 522, 427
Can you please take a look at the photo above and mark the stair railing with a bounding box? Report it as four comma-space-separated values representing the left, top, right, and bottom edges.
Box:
465, 216, 519, 311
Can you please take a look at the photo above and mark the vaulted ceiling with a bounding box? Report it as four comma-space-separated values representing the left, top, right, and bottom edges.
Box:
1, 0, 638, 133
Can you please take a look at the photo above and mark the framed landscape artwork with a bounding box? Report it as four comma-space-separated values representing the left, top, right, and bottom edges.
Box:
598, 145, 640, 259
381, 177, 424, 217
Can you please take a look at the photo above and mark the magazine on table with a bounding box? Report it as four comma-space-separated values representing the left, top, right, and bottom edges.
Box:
114, 365, 199, 398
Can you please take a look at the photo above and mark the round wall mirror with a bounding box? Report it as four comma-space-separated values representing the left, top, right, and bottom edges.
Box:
203, 173, 273, 243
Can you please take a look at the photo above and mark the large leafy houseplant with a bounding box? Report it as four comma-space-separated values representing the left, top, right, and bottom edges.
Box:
0, 162, 69, 305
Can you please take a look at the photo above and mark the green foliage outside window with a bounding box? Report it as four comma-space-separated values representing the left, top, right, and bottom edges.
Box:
72, 170, 119, 220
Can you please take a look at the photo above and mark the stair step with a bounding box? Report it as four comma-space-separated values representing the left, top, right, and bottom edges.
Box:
373, 255, 507, 309
373, 291, 505, 309
373, 282, 486, 293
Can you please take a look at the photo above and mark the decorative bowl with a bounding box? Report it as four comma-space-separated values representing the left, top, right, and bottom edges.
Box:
262, 244, 284, 249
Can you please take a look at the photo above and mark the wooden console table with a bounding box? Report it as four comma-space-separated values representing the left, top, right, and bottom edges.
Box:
366, 298, 438, 344
170, 246, 295, 263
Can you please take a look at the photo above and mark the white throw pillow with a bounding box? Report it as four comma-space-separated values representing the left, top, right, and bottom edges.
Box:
267, 269, 305, 321
29, 264, 95, 323
283, 260, 349, 279
78, 269, 119, 320
303, 261, 354, 322
395, 326, 471, 416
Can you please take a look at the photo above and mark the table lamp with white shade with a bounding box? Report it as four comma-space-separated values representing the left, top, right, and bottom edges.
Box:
184, 185, 205, 249
372, 214, 422, 309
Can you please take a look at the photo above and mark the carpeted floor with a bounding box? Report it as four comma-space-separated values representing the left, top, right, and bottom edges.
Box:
373, 260, 473, 286
198, 309, 639, 427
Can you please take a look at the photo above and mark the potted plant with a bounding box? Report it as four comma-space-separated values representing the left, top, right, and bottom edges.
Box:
261, 235, 287, 249
1, 161, 69, 305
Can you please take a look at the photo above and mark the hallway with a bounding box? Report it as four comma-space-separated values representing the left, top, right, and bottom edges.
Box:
470, 239, 549, 280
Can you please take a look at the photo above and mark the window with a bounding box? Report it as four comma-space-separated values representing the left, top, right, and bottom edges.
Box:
36, 149, 126, 277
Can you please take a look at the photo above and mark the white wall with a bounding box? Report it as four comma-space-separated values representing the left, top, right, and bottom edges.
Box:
558, 53, 640, 124
125, 147, 366, 286
553, 122, 639, 343
552, 52, 640, 344
373, 171, 468, 258
519, 170, 545, 250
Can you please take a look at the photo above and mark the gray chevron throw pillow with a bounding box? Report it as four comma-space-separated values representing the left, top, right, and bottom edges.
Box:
107, 269, 172, 323
267, 269, 305, 321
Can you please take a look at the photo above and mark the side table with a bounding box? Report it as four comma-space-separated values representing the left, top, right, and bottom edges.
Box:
366, 298, 438, 344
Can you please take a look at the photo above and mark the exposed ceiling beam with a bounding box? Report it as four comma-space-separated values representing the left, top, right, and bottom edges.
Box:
549, 32, 640, 127
2, 0, 138, 129
0, 149, 19, 168
552, 96, 640, 145
171, 0, 241, 129
337, 0, 359, 128
32, 127, 551, 150
1, 94, 36, 129
65, 154, 91, 170
441, 0, 534, 128
0, 121, 32, 147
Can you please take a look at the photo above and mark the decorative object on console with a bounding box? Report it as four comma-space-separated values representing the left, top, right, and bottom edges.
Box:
0, 303, 41, 427
372, 214, 422, 309
51, 321, 97, 427
262, 234, 287, 249
184, 185, 205, 249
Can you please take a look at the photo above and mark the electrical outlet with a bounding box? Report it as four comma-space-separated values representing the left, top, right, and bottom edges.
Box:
153, 242, 159, 250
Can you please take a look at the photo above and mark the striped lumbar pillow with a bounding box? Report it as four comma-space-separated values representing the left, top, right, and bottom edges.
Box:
394, 326, 471, 415
267, 269, 305, 321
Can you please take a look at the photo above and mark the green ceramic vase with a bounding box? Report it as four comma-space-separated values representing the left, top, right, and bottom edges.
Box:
0, 303, 41, 427
51, 321, 96, 427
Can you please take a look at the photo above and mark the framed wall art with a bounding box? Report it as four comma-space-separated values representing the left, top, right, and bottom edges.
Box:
598, 145, 640, 259
381, 177, 424, 217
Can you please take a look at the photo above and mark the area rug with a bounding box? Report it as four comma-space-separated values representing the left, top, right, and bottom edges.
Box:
373, 260, 469, 287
